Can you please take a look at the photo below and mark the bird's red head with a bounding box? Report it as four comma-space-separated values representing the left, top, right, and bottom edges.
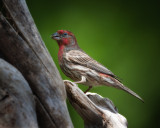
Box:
51, 30, 79, 61
51, 30, 77, 47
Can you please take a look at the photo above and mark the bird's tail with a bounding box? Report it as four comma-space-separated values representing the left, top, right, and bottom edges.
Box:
115, 82, 144, 102
103, 76, 144, 102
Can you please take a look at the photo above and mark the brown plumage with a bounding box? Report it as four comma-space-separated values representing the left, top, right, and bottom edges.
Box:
51, 30, 144, 102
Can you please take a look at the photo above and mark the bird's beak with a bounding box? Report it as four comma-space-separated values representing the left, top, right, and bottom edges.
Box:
51, 32, 60, 40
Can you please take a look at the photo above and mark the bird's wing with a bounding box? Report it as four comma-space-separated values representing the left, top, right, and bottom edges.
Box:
66, 50, 120, 80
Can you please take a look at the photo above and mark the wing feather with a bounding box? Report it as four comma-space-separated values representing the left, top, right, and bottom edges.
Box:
66, 50, 120, 80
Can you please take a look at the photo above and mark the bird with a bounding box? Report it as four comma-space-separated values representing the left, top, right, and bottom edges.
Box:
51, 30, 144, 102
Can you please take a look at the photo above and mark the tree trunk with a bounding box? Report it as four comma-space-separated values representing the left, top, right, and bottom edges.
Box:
0, 0, 73, 127
0, 59, 38, 128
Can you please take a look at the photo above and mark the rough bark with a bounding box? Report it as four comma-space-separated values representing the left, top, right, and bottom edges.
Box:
65, 80, 128, 128
0, 0, 73, 127
0, 58, 38, 128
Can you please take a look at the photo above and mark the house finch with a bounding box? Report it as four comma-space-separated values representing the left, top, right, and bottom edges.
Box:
51, 30, 143, 102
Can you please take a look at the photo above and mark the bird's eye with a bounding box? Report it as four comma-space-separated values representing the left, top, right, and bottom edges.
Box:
63, 33, 68, 36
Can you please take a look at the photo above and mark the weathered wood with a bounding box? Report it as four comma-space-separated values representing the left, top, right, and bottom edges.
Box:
0, 0, 73, 127
0, 58, 38, 128
35, 97, 56, 128
64, 80, 128, 128
3, 0, 46, 48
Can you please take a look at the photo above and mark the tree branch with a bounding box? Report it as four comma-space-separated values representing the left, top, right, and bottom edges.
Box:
64, 80, 128, 128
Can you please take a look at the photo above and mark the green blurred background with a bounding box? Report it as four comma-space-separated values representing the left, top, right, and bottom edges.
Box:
27, 0, 160, 127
